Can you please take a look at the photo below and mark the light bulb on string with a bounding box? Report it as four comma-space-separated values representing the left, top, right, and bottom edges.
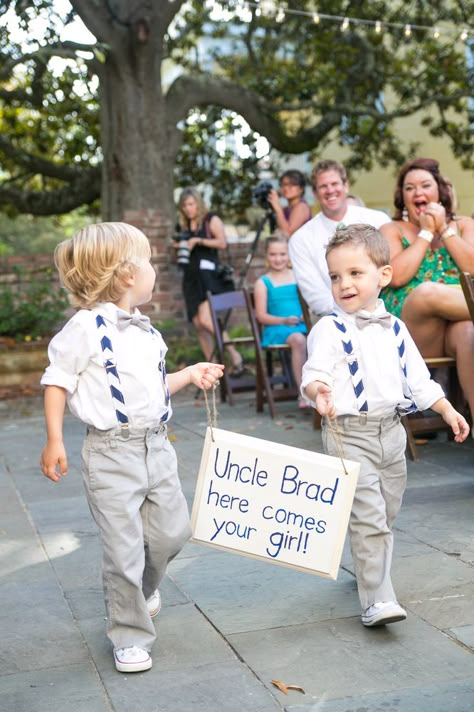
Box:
259, 0, 277, 16
276, 8, 285, 23
237, 3, 252, 22
200, 3, 473, 44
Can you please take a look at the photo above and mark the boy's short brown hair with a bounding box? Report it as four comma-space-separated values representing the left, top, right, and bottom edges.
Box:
55, 222, 151, 309
325, 224, 390, 268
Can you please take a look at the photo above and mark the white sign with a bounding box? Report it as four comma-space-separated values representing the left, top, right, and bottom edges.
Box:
191, 428, 360, 580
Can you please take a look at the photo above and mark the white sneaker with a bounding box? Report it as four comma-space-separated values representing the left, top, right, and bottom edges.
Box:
361, 601, 407, 627
146, 589, 161, 618
114, 645, 152, 673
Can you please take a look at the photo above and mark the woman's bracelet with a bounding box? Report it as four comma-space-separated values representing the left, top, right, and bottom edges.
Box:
417, 229, 434, 243
440, 226, 456, 240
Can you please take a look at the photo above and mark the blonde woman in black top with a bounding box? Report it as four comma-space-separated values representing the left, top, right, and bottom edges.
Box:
175, 188, 243, 374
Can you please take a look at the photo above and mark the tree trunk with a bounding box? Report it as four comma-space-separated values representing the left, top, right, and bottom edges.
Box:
99, 46, 175, 221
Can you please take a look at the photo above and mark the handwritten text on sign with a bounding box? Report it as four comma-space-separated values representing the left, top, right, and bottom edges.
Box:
191, 429, 360, 579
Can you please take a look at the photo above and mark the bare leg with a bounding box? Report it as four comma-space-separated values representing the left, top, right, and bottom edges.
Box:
192, 313, 214, 360
445, 321, 474, 421
286, 332, 307, 390
400, 283, 474, 421
400, 282, 468, 357
195, 300, 242, 368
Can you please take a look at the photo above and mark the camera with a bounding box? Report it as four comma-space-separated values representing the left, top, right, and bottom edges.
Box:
174, 231, 193, 267
252, 181, 274, 211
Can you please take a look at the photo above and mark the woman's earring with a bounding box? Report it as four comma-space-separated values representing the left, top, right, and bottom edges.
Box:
402, 206, 409, 222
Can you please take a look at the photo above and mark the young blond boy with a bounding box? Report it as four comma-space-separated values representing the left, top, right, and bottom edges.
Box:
301, 224, 468, 627
40, 222, 223, 672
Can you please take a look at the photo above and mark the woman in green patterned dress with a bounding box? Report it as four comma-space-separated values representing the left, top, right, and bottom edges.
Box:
381, 158, 474, 429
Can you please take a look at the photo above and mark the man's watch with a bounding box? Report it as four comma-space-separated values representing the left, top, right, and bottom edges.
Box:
417, 229, 434, 243
440, 226, 456, 240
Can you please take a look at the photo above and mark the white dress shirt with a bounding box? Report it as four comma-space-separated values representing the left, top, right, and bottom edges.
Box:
289, 205, 391, 316
301, 300, 444, 418
41, 302, 171, 429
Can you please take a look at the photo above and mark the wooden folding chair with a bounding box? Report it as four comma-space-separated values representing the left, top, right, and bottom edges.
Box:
206, 290, 259, 407
460, 271, 474, 323
244, 288, 300, 418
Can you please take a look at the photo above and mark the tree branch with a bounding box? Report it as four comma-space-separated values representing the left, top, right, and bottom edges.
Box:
0, 135, 87, 182
160, 0, 188, 30
166, 74, 342, 153
69, 0, 111, 43
0, 44, 96, 82
0, 170, 101, 215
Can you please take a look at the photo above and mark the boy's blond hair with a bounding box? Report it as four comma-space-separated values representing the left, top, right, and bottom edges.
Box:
325, 224, 390, 268
55, 222, 152, 309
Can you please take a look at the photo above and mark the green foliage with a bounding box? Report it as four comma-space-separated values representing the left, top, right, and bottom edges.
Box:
175, 108, 261, 221
0, 266, 69, 340
161, 335, 203, 372
0, 209, 95, 255
0, 0, 473, 218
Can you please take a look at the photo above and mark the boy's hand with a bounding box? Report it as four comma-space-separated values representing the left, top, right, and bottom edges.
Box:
315, 384, 336, 419
189, 363, 225, 390
442, 408, 470, 443
40, 441, 68, 482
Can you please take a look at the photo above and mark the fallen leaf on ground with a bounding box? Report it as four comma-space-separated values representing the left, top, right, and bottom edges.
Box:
271, 679, 305, 695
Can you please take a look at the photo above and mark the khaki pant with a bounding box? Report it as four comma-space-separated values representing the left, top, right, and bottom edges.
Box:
323, 414, 407, 610
81, 423, 191, 652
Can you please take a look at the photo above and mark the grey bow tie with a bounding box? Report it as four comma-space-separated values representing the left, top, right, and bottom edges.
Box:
117, 312, 151, 331
355, 313, 392, 330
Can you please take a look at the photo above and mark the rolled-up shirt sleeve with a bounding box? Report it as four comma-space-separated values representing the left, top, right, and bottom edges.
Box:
301, 320, 337, 404
41, 316, 93, 394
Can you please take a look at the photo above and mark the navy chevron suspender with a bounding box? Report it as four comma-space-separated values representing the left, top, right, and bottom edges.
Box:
331, 313, 417, 416
96, 314, 171, 436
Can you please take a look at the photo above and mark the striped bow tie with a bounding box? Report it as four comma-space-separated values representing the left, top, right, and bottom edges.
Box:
117, 312, 151, 331
355, 313, 392, 330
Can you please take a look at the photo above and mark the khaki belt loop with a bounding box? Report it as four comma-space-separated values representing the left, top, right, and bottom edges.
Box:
359, 412, 368, 425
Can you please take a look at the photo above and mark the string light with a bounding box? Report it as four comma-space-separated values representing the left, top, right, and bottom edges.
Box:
219, 2, 474, 43
259, 0, 276, 16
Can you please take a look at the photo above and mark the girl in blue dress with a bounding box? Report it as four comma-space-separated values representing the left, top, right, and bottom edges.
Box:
254, 234, 309, 408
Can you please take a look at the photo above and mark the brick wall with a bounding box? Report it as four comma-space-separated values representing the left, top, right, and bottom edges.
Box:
0, 210, 267, 337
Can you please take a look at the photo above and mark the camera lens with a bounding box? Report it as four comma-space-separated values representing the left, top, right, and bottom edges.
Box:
177, 243, 190, 266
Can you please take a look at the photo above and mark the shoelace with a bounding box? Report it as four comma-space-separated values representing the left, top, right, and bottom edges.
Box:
116, 646, 142, 658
